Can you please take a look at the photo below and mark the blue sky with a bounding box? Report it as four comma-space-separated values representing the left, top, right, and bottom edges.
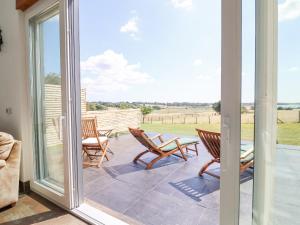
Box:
43, 15, 60, 76
46, 0, 300, 103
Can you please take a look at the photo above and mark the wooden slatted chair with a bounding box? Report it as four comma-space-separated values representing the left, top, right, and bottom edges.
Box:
81, 117, 110, 167
83, 116, 114, 154
196, 128, 254, 179
129, 127, 199, 169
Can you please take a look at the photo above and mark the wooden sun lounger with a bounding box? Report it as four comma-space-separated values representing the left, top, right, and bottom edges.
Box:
129, 127, 199, 170
196, 128, 254, 179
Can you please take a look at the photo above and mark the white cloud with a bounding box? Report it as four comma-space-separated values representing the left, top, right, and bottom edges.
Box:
193, 59, 203, 66
171, 0, 193, 10
279, 0, 300, 22
288, 66, 300, 72
81, 50, 152, 99
120, 17, 139, 38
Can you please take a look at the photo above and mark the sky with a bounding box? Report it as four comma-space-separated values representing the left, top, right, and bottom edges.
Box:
45, 0, 300, 103
43, 15, 60, 76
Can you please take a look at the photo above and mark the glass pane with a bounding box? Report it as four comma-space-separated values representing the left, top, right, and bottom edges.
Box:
251, 1, 300, 224
274, 0, 300, 223
240, 1, 255, 224
32, 12, 64, 190
80, 0, 221, 224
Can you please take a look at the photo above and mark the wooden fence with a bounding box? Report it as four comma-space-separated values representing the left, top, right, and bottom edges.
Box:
44, 84, 142, 147
143, 110, 300, 125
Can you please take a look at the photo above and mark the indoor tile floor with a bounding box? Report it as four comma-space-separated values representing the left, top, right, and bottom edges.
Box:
0, 192, 86, 225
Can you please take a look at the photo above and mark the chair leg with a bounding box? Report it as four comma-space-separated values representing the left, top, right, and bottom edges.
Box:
199, 159, 216, 176
240, 161, 253, 174
104, 153, 109, 161
195, 144, 198, 156
178, 148, 187, 161
97, 146, 108, 167
146, 155, 165, 170
133, 150, 149, 163
107, 147, 114, 155
102, 141, 110, 161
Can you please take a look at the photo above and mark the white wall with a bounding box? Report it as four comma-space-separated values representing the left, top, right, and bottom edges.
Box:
0, 0, 31, 182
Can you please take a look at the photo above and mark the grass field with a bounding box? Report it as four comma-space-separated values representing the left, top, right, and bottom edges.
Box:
141, 123, 300, 146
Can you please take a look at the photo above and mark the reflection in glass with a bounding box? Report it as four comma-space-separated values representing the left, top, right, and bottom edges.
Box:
32, 12, 64, 190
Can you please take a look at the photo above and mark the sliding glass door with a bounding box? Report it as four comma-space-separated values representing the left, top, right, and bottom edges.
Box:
32, 5, 65, 191
27, 0, 75, 208
25, 0, 290, 224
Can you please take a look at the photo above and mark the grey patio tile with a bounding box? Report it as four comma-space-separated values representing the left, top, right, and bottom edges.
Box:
198, 207, 220, 225
84, 174, 117, 197
85, 180, 145, 214
124, 190, 209, 225
239, 192, 253, 225
115, 165, 177, 191
83, 134, 300, 225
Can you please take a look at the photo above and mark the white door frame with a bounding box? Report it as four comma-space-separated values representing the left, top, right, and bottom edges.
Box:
25, 0, 74, 209
253, 1, 278, 224
220, 1, 278, 225
220, 0, 242, 225
62, 0, 84, 208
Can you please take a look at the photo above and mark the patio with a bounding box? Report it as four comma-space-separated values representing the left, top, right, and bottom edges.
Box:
83, 133, 255, 225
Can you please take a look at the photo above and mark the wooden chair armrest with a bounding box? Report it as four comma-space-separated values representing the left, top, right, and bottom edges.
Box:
149, 133, 164, 143
158, 137, 179, 149
240, 148, 254, 159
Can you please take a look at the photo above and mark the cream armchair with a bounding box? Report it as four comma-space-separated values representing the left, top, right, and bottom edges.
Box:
0, 132, 21, 209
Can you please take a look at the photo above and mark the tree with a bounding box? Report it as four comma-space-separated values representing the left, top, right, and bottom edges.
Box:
95, 104, 107, 110
140, 105, 153, 116
87, 103, 96, 111
241, 106, 248, 114
45, 73, 61, 85
119, 102, 131, 109
212, 101, 221, 114
152, 105, 161, 110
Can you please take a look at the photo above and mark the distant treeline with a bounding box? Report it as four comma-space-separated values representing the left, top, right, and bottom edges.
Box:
87, 102, 140, 111
87, 102, 157, 115
87, 101, 213, 111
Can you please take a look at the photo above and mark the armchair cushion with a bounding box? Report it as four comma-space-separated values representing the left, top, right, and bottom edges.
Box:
0, 132, 14, 160
0, 159, 6, 168
0, 141, 21, 209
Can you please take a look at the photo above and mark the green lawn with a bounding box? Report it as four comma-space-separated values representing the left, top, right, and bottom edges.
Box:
141, 123, 300, 146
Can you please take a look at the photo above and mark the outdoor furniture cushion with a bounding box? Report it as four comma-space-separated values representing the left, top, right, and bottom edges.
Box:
161, 137, 199, 152
82, 136, 108, 145
0, 132, 14, 160
240, 144, 254, 163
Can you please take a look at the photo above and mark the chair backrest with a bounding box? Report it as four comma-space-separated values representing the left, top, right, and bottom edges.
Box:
81, 117, 98, 139
128, 127, 158, 151
196, 129, 220, 159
